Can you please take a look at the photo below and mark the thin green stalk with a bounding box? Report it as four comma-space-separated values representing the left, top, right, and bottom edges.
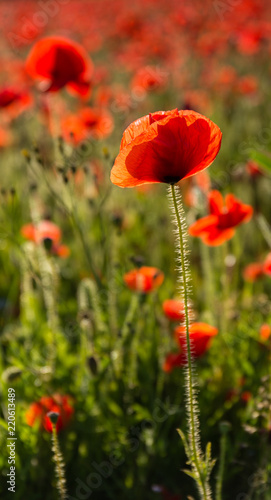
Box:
29, 197, 59, 369
256, 213, 271, 249
169, 185, 211, 500
78, 278, 107, 335
51, 422, 67, 500
107, 227, 120, 339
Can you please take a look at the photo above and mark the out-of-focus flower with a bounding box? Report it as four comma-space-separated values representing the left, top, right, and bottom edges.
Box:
260, 324, 271, 341
235, 28, 262, 55
124, 266, 164, 293
131, 66, 167, 97
163, 322, 218, 372
21, 220, 70, 258
243, 262, 265, 282
246, 160, 264, 178
243, 253, 271, 281
0, 87, 32, 119
61, 107, 113, 143
189, 190, 253, 246
162, 299, 185, 321
110, 109, 222, 188
26, 394, 74, 432
236, 75, 258, 95
25, 37, 93, 97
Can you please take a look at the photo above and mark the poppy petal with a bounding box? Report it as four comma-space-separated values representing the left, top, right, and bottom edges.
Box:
111, 110, 222, 187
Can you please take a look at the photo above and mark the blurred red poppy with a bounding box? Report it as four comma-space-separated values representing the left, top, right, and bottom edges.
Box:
175, 322, 218, 357
0, 87, 32, 119
189, 190, 253, 246
131, 66, 167, 96
124, 266, 164, 293
164, 322, 218, 372
21, 220, 61, 243
243, 262, 264, 282
260, 324, 271, 341
236, 75, 258, 95
110, 109, 222, 188
61, 107, 113, 143
26, 394, 74, 432
25, 37, 93, 97
246, 160, 263, 178
21, 220, 70, 258
243, 252, 271, 281
162, 299, 185, 321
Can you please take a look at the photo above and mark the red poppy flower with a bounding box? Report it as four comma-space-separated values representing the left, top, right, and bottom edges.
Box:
163, 322, 218, 372
21, 221, 70, 258
175, 322, 218, 358
26, 394, 74, 432
25, 37, 93, 97
0, 87, 32, 119
0, 88, 31, 109
131, 66, 167, 96
243, 262, 265, 282
260, 324, 271, 341
162, 299, 185, 321
163, 352, 185, 373
61, 107, 113, 143
110, 109, 222, 188
246, 160, 263, 178
236, 75, 258, 95
189, 190, 253, 246
124, 266, 164, 293
21, 220, 61, 244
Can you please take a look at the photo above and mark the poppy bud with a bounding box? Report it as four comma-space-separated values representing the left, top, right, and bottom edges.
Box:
47, 411, 60, 425
43, 237, 53, 252
130, 255, 145, 268
87, 356, 98, 375
2, 366, 22, 383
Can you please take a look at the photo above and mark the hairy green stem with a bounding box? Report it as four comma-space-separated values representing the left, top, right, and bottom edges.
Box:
51, 424, 67, 500
170, 185, 210, 500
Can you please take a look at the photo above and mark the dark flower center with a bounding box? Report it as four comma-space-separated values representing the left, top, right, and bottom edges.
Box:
163, 175, 180, 185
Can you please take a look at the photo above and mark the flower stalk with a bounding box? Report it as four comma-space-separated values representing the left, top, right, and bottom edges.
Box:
169, 184, 213, 500
49, 413, 67, 500
47, 412, 67, 500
